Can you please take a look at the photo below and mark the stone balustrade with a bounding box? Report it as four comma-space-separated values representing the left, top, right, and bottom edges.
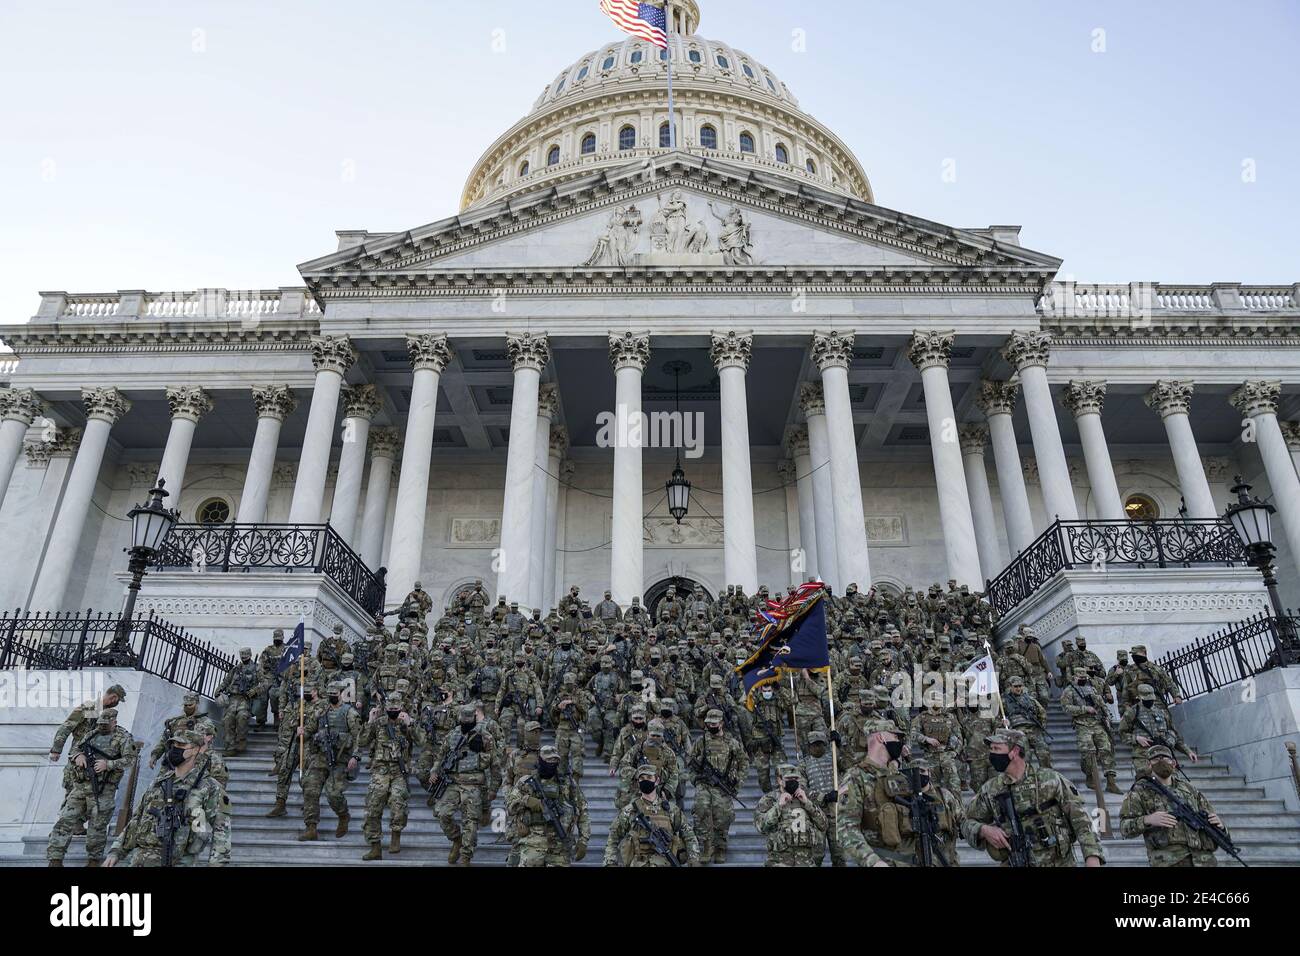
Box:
34, 288, 323, 323
1040, 281, 1300, 323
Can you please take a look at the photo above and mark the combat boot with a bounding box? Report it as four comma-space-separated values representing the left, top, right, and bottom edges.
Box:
335, 813, 350, 838
712, 845, 726, 864
298, 824, 319, 842
389, 830, 401, 854
84, 859, 100, 868
266, 799, 287, 817
47, 860, 63, 868
361, 842, 382, 861
698, 842, 713, 865
447, 837, 461, 864
1105, 772, 1122, 795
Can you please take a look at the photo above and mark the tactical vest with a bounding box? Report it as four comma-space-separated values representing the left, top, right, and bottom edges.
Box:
1003, 693, 1039, 729
372, 723, 412, 769
127, 765, 213, 860
521, 776, 575, 833
771, 803, 818, 851
916, 712, 957, 749
230, 662, 259, 696
801, 752, 836, 795
699, 735, 736, 783
78, 729, 130, 787
987, 772, 1076, 863
448, 729, 488, 777
622, 799, 681, 865
1132, 706, 1173, 744
322, 704, 354, 748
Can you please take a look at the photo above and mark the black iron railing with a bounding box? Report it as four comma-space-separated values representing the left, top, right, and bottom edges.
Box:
154, 522, 386, 616
1157, 610, 1300, 700
986, 518, 1246, 617
0, 609, 235, 698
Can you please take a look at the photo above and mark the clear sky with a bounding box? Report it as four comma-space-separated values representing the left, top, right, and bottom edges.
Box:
1, 0, 1297, 323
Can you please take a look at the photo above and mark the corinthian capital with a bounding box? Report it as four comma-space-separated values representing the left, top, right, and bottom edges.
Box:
811, 330, 854, 371
1229, 380, 1281, 419
82, 387, 131, 425
27, 427, 82, 467
785, 425, 810, 458
608, 332, 650, 372
309, 334, 356, 375
549, 424, 569, 457
341, 384, 383, 421
537, 383, 560, 420
165, 386, 214, 423
907, 330, 955, 371
976, 380, 1018, 417
1144, 380, 1194, 419
1001, 330, 1053, 371
0, 387, 44, 426
368, 427, 401, 460
958, 423, 989, 456
1062, 380, 1107, 418
507, 332, 551, 373
799, 382, 826, 417
406, 333, 453, 373
1280, 420, 1300, 453
710, 331, 753, 371
251, 385, 297, 422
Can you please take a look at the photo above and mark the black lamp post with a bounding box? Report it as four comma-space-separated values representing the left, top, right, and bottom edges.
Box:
663, 360, 692, 523
91, 478, 179, 666
1224, 476, 1299, 662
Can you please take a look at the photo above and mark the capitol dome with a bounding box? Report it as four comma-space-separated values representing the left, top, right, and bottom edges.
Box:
460, 1, 874, 210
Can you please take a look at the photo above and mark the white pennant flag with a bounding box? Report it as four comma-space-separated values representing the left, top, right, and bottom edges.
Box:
962, 654, 999, 698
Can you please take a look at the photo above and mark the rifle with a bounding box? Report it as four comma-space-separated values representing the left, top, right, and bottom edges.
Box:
528, 776, 572, 858
899, 767, 950, 867
560, 702, 583, 732
632, 809, 681, 867
429, 733, 466, 802
1138, 775, 1246, 866
81, 741, 113, 799
146, 764, 206, 868
315, 713, 338, 771
992, 790, 1032, 868
754, 714, 782, 752
690, 751, 748, 809
382, 718, 410, 782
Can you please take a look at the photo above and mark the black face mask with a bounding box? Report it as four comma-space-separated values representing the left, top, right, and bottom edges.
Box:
1132, 655, 1147, 665
783, 778, 800, 795
1142, 700, 1154, 709
638, 779, 656, 795
914, 773, 931, 791
386, 711, 400, 721
884, 740, 904, 761
460, 720, 476, 732
632, 721, 645, 730
989, 752, 1012, 773
810, 745, 826, 758
707, 724, 720, 735
273, 639, 283, 646
164, 746, 187, 768
328, 695, 340, 705
538, 761, 558, 779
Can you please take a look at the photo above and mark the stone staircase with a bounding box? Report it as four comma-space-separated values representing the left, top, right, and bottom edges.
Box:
15, 699, 1300, 866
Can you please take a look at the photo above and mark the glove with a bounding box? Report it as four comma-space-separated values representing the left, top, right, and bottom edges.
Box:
822, 791, 838, 806
524, 795, 544, 811
468, 734, 484, 753
574, 843, 588, 861
828, 730, 842, 746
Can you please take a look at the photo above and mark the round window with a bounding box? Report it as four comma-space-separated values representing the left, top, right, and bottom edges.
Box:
196, 497, 231, 525
1124, 494, 1160, 521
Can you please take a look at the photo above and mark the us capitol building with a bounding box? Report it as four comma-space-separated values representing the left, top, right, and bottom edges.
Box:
1, 0, 1298, 669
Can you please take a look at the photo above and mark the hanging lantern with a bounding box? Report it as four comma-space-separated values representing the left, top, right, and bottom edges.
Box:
666, 461, 692, 523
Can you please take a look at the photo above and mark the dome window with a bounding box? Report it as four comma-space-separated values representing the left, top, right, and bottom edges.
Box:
688, 49, 702, 63
806, 157, 817, 174
699, 125, 718, 149
775, 143, 789, 164
519, 161, 530, 177
742, 63, 755, 79
555, 77, 566, 94
619, 125, 637, 150
716, 54, 730, 69
602, 55, 615, 70
581, 133, 597, 155
631, 50, 643, 64
660, 48, 669, 61
739, 132, 755, 154
765, 75, 777, 93
659, 122, 672, 148
547, 145, 561, 166
577, 64, 590, 80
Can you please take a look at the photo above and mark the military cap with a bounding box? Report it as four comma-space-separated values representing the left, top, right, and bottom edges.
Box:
1116, 649, 1129, 660
662, 699, 677, 713
169, 728, 205, 747
630, 670, 644, 681
1131, 645, 1148, 656
272, 628, 284, 638
857, 687, 875, 699
1008, 675, 1025, 687
539, 744, 561, 762
704, 708, 724, 724
807, 730, 828, 745
709, 674, 724, 687
984, 729, 1027, 751
239, 647, 252, 658
96, 707, 118, 722
630, 704, 647, 717
340, 652, 354, 664
777, 763, 800, 779
1073, 667, 1091, 678
863, 719, 901, 736
106, 684, 127, 700
514, 652, 526, 662
327, 680, 345, 693
561, 671, 577, 684
385, 694, 404, 707
457, 704, 478, 721
1137, 683, 1157, 700
600, 655, 613, 666
635, 764, 659, 778
182, 692, 200, 704
523, 720, 542, 733
1145, 744, 1174, 760
646, 718, 665, 733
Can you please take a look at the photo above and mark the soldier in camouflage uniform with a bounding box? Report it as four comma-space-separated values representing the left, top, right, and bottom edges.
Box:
963, 730, 1105, 867
586, 655, 624, 759
48, 685, 127, 781
217, 647, 265, 755
507, 744, 591, 866
1119, 683, 1197, 780
266, 683, 317, 818
688, 708, 749, 864
959, 704, 999, 793
616, 718, 680, 810
106, 729, 230, 867
1119, 744, 1229, 867
755, 763, 828, 867
550, 671, 587, 780
608, 704, 649, 770
254, 628, 287, 726
430, 703, 497, 865
1121, 644, 1183, 707
1060, 667, 1122, 794
298, 680, 362, 841
356, 692, 422, 860
149, 692, 216, 769
46, 707, 136, 867
603, 764, 700, 867
1001, 676, 1052, 768
797, 730, 844, 865
749, 683, 791, 793
909, 702, 965, 795
790, 669, 829, 745
834, 719, 901, 867
496, 652, 542, 746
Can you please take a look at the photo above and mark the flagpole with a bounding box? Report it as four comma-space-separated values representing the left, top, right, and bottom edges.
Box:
824, 668, 840, 792
298, 618, 306, 774
666, 38, 676, 148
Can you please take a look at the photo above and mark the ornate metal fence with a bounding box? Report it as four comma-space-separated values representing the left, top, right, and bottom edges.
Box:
154, 522, 386, 616
0, 609, 235, 698
1157, 611, 1300, 700
986, 518, 1246, 617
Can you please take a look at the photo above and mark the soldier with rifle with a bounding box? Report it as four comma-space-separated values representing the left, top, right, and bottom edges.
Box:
106, 729, 229, 867
216, 647, 265, 756
356, 691, 423, 861
1002, 676, 1053, 768
749, 683, 790, 793
754, 763, 828, 867
550, 672, 588, 779
298, 680, 362, 842
1060, 667, 1122, 795
688, 708, 750, 864
604, 764, 700, 867
1120, 744, 1243, 867
892, 759, 964, 867
429, 703, 497, 866
506, 744, 590, 867
46, 707, 136, 867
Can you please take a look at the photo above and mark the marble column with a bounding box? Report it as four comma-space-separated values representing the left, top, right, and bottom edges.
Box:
0, 388, 44, 512
29, 388, 131, 611
387, 333, 453, 605
909, 330, 982, 587
1062, 380, 1124, 520
977, 380, 1036, 555
20, 429, 80, 608
959, 424, 1004, 582
330, 384, 382, 545
1231, 381, 1300, 565
359, 428, 400, 571
528, 384, 559, 611
778, 459, 801, 586
812, 331, 871, 589
712, 330, 758, 592
608, 332, 649, 606
1003, 331, 1078, 523
1144, 380, 1216, 519
543, 427, 567, 612
800, 383, 839, 588
156, 386, 214, 503
1282, 421, 1300, 478
289, 335, 355, 524
497, 332, 550, 603
786, 425, 818, 580
238, 386, 296, 524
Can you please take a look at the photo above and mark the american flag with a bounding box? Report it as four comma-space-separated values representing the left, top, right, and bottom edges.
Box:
599, 0, 668, 49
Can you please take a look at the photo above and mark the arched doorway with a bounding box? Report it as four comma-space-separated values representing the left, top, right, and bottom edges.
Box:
644, 576, 712, 620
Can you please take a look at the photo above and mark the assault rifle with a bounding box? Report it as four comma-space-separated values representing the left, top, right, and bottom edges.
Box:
633, 809, 681, 867
754, 714, 782, 752
381, 715, 410, 783
316, 717, 338, 771
690, 753, 748, 809
1138, 775, 1246, 866
528, 776, 572, 858
992, 790, 1032, 868
81, 741, 113, 798
147, 765, 207, 868
559, 701, 583, 732
428, 736, 465, 802
899, 767, 950, 867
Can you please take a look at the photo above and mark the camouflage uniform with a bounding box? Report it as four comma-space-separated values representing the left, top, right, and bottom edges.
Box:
755, 763, 828, 867
1059, 667, 1121, 793
1121, 647, 1182, 707
603, 765, 700, 867
1119, 684, 1194, 779
356, 695, 423, 860
107, 730, 230, 867
1119, 745, 1227, 867
748, 685, 790, 793
496, 655, 542, 746
616, 720, 680, 810
47, 708, 136, 866
49, 688, 127, 790
550, 673, 588, 779
909, 705, 964, 795
506, 745, 591, 867
217, 648, 265, 755
790, 671, 829, 744
797, 730, 845, 865
1002, 678, 1052, 768
299, 683, 362, 840
254, 629, 287, 726
149, 693, 217, 767
586, 657, 624, 758
431, 704, 498, 865
688, 709, 749, 863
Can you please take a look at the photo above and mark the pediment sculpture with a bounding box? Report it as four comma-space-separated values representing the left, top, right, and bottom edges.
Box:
581, 191, 758, 267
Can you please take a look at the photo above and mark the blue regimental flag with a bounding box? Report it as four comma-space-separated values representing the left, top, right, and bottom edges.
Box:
736, 588, 830, 708
275, 621, 305, 676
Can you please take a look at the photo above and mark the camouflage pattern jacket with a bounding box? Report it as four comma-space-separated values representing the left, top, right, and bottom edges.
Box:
963, 767, 1105, 866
